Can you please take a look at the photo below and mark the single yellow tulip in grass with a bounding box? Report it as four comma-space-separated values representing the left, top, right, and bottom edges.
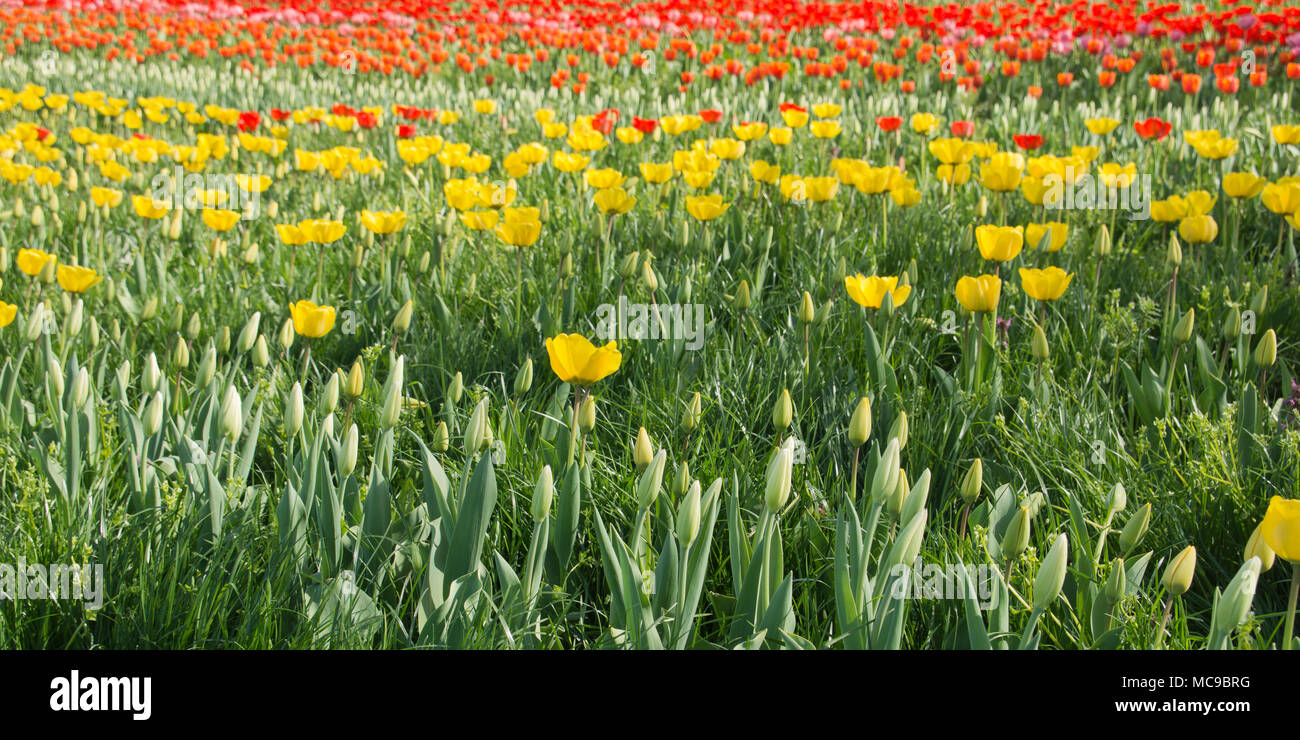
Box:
289, 300, 336, 338
955, 274, 1001, 313
545, 333, 622, 386
1019, 266, 1074, 302
56, 264, 102, 293
685, 194, 729, 221
16, 248, 55, 277
360, 210, 407, 234
845, 274, 910, 309
975, 225, 1025, 262
1260, 496, 1300, 650
0, 301, 17, 328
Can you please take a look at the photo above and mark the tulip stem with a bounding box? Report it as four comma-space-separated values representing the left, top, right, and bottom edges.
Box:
958, 502, 970, 540
1284, 562, 1300, 651
1155, 596, 1174, 650
849, 447, 859, 503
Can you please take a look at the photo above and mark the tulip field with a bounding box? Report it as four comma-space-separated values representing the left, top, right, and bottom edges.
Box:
2, 0, 1300, 652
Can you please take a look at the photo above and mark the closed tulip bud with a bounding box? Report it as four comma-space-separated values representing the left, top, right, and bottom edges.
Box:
267, 201, 279, 219
672, 460, 691, 500
634, 426, 655, 470
1253, 328, 1276, 368
734, 279, 751, 310
578, 395, 596, 433
871, 437, 901, 503
634, 448, 669, 510
379, 356, 405, 429
278, 317, 295, 350
351, 241, 365, 269
848, 397, 872, 447
237, 312, 261, 353
889, 410, 909, 450
764, 443, 795, 512
960, 458, 983, 504
682, 392, 701, 432
109, 319, 121, 344
879, 292, 895, 322
977, 194, 988, 218
242, 242, 259, 264
815, 299, 832, 324
681, 274, 693, 303
619, 251, 640, 279
1214, 557, 1262, 638
677, 480, 703, 546
320, 412, 335, 440
168, 304, 184, 333
465, 396, 491, 453
38, 257, 57, 284
772, 388, 792, 431
532, 465, 554, 521
448, 371, 464, 404
513, 358, 534, 396
393, 299, 414, 335
1250, 285, 1268, 316
1003, 505, 1032, 560
167, 212, 182, 240
1094, 223, 1112, 256
1161, 545, 1197, 596
86, 317, 98, 349
197, 345, 217, 387
285, 383, 304, 438
1166, 233, 1182, 268
186, 311, 201, 340
216, 326, 231, 354
339, 423, 359, 478
60, 292, 71, 316
143, 352, 161, 394
144, 391, 165, 436
24, 303, 45, 342
320, 373, 340, 415
835, 256, 847, 284
220, 385, 242, 442
886, 468, 909, 520
641, 261, 658, 292
1222, 306, 1241, 340
1106, 482, 1127, 516
432, 420, 450, 452
1118, 502, 1151, 555
1087, 553, 1121, 603
253, 335, 269, 368
1032, 534, 1070, 611
0, 247, 7, 272
71, 366, 90, 409
1243, 522, 1275, 572
799, 291, 815, 324
30, 205, 44, 228
345, 359, 365, 398
140, 296, 158, 321
418, 251, 431, 274
1173, 308, 1195, 343
1031, 324, 1050, 361
45, 354, 64, 400
172, 338, 190, 369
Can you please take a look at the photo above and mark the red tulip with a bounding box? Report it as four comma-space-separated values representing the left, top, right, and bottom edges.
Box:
876, 116, 902, 132
950, 120, 975, 138
1134, 117, 1172, 141
632, 117, 657, 134
1013, 134, 1043, 151
699, 109, 723, 123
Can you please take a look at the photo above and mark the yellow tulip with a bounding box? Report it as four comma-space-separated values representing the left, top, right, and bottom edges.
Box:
1025, 222, 1069, 252
1084, 117, 1120, 135
732, 122, 768, 141
0, 301, 16, 328
552, 151, 590, 173
979, 160, 1023, 192
684, 194, 729, 221
845, 274, 910, 309
1149, 197, 1188, 223
202, 208, 241, 232
56, 264, 103, 293
911, 113, 939, 134
16, 248, 56, 277
545, 333, 622, 386
768, 127, 793, 146
298, 219, 346, 244
813, 103, 842, 118
749, 160, 781, 185
90, 187, 123, 208
360, 210, 407, 234
640, 162, 674, 183
803, 176, 839, 202
1272, 125, 1300, 146
496, 214, 542, 247
780, 108, 809, 128
1178, 213, 1218, 244
615, 127, 643, 145
810, 120, 842, 139
929, 138, 975, 165
1261, 183, 1300, 215
975, 225, 1025, 262
594, 188, 636, 215
1019, 266, 1074, 301
583, 168, 625, 189
473, 99, 496, 115
289, 300, 336, 338
276, 224, 309, 245
1223, 172, 1266, 199
132, 195, 170, 219
955, 274, 1001, 313
1260, 496, 1300, 563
